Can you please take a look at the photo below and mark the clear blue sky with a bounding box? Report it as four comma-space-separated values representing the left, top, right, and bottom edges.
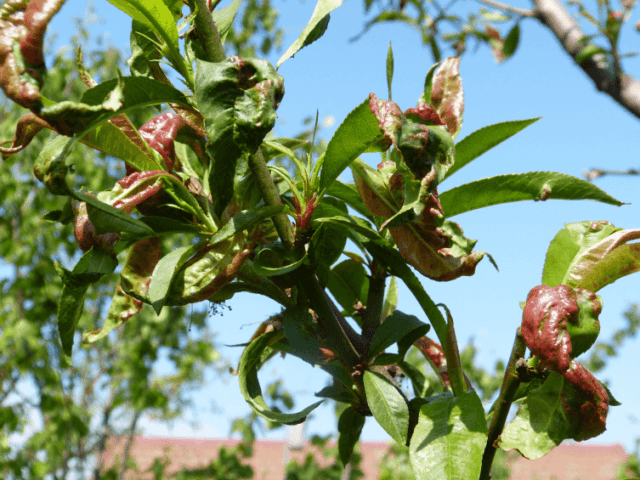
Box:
43, 0, 640, 452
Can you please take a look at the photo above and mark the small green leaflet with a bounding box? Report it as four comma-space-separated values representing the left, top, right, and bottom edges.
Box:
211, 0, 241, 43
369, 310, 430, 360
277, 0, 342, 68
210, 205, 286, 246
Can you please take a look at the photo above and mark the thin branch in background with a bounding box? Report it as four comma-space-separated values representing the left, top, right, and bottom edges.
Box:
583, 167, 640, 180
118, 410, 142, 480
477, 0, 536, 17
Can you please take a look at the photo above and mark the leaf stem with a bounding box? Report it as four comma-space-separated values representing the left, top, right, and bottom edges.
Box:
362, 264, 386, 349
479, 327, 527, 480
297, 268, 365, 367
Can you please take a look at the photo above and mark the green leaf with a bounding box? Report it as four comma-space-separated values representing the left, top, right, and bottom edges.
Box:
211, 205, 286, 246
82, 120, 160, 172
276, 0, 342, 68
73, 247, 118, 275
211, 0, 241, 43
386, 42, 394, 101
575, 44, 609, 65
369, 310, 430, 359
363, 370, 410, 445
326, 259, 369, 315
338, 407, 366, 466
105, 0, 191, 83
77, 193, 155, 236
502, 24, 520, 59
195, 58, 284, 216
422, 63, 438, 105
239, 330, 324, 424
253, 248, 308, 277
314, 215, 381, 241
444, 118, 540, 181
148, 241, 207, 314
320, 98, 383, 192
439, 172, 623, 218
409, 391, 487, 479
58, 283, 90, 358
542, 221, 640, 292
282, 306, 320, 365
325, 181, 375, 221
315, 384, 359, 404
139, 216, 201, 234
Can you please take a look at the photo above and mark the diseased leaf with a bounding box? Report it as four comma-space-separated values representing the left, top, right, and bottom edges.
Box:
429, 57, 464, 138
239, 330, 323, 424
195, 57, 284, 216
82, 283, 143, 344
0, 0, 65, 110
439, 172, 623, 218
277, 0, 342, 68
409, 391, 487, 479
363, 370, 410, 445
338, 407, 366, 466
120, 237, 161, 302
444, 118, 540, 181
498, 370, 609, 459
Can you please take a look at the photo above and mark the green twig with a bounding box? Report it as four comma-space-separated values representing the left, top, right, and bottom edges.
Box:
480, 327, 527, 480
189, 0, 226, 63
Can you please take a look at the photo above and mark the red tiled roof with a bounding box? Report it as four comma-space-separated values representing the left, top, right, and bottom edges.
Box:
104, 437, 630, 480
104, 436, 390, 480
507, 443, 629, 480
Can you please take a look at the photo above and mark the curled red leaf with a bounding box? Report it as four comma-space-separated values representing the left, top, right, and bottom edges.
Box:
0, 0, 65, 110
562, 361, 609, 440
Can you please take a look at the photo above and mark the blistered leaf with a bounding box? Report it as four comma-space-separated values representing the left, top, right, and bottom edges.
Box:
0, 0, 65, 110
444, 118, 540, 181
120, 236, 161, 302
413, 336, 450, 388
167, 240, 252, 306
338, 407, 366, 466
195, 57, 284, 216
363, 370, 410, 445
409, 391, 487, 479
239, 330, 323, 424
439, 172, 623, 218
353, 160, 486, 282
522, 284, 602, 370
277, 0, 342, 68
429, 57, 464, 138
498, 370, 609, 459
